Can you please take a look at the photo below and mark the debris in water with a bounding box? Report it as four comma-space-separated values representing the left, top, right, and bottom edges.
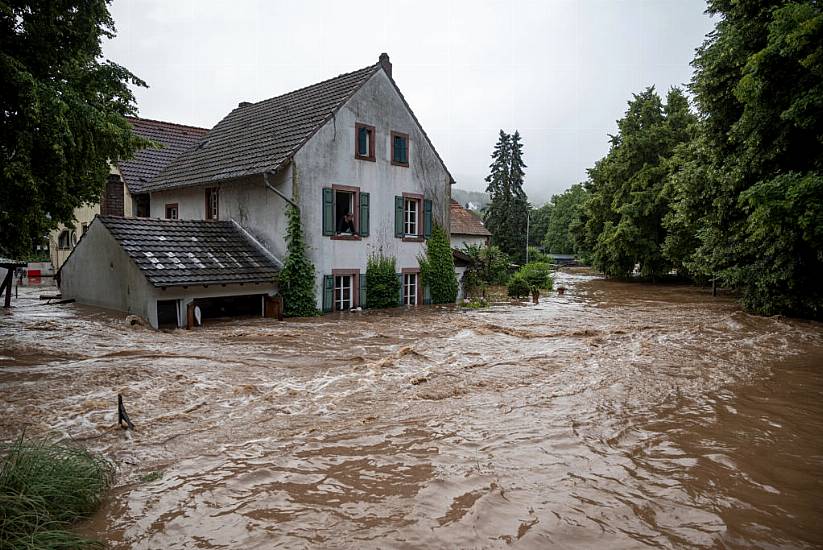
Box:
118, 394, 135, 430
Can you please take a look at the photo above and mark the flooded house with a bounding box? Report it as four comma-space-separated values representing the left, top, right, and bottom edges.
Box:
61, 53, 455, 327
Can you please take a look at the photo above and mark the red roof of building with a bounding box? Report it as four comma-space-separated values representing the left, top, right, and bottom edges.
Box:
449, 199, 491, 236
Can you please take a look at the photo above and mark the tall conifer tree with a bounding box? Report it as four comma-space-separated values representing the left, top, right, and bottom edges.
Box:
484, 130, 530, 263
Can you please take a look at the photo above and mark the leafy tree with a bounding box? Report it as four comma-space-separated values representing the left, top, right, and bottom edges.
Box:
671, 0, 823, 317
279, 205, 317, 317
366, 252, 400, 309
576, 87, 696, 279
419, 224, 457, 304
462, 244, 511, 288
543, 183, 589, 255
484, 130, 529, 263
528, 202, 552, 248
1, 0, 149, 258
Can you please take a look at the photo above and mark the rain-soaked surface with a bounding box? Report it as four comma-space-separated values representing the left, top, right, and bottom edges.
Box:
2, 270, 823, 549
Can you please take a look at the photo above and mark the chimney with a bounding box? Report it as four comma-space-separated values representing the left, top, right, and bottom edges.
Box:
379, 53, 392, 78
238, 101, 252, 108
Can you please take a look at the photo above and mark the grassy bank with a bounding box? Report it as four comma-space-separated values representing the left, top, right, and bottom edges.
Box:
0, 437, 114, 549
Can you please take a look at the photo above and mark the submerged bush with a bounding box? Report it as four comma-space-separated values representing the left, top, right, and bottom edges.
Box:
507, 274, 530, 299
366, 252, 400, 309
0, 436, 114, 549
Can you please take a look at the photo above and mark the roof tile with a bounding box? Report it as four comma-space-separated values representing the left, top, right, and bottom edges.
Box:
98, 217, 279, 288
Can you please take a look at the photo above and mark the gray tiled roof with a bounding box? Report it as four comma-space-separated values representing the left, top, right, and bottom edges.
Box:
98, 216, 279, 287
144, 63, 381, 192
117, 118, 209, 194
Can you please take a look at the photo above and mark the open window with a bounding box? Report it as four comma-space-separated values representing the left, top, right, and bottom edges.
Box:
165, 203, 179, 220
322, 186, 369, 238
205, 188, 219, 220
391, 131, 409, 166
355, 123, 375, 161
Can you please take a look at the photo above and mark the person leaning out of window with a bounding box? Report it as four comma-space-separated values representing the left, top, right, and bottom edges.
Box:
337, 212, 356, 235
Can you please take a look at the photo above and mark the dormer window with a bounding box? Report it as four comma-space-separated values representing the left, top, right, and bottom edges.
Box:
355, 123, 375, 161
391, 132, 409, 166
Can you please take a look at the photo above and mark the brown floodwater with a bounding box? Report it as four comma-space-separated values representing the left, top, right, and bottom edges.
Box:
1, 271, 822, 549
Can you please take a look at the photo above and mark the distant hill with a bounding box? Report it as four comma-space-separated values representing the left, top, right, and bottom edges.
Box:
451, 188, 490, 211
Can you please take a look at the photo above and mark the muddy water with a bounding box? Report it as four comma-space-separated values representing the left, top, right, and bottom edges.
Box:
2, 271, 822, 549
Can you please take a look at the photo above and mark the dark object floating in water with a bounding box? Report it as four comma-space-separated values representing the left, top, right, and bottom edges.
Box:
118, 394, 134, 430
557, 287, 566, 295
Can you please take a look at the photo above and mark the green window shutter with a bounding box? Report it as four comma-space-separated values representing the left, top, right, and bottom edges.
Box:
395, 196, 404, 238
359, 192, 370, 237
322, 188, 334, 236
359, 274, 367, 309
323, 275, 334, 312
423, 199, 433, 238
424, 283, 432, 305
397, 273, 404, 305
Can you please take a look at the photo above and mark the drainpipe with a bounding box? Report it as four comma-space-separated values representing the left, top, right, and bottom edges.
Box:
263, 169, 298, 210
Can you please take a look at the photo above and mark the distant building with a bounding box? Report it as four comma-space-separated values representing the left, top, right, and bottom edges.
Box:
449, 199, 491, 249
48, 118, 208, 270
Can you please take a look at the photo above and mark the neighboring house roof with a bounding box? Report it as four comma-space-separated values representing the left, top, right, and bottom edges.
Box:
97, 216, 280, 288
144, 54, 454, 192
449, 200, 491, 237
117, 117, 209, 194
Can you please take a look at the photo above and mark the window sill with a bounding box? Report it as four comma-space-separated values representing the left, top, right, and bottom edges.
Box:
391, 160, 409, 167
402, 236, 424, 242
331, 234, 362, 241
354, 155, 375, 162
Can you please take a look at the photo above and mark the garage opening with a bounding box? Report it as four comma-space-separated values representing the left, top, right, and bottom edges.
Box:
191, 294, 263, 322
157, 300, 180, 328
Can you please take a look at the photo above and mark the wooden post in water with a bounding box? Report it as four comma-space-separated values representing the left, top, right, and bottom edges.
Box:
712, 275, 717, 297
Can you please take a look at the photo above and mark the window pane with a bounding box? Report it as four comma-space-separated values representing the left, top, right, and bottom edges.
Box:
358, 127, 367, 155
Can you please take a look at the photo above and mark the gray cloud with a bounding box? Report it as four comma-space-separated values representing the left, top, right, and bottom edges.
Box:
104, 0, 713, 205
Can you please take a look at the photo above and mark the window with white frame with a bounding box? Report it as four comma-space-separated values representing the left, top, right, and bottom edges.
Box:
404, 198, 418, 236
403, 273, 417, 305
206, 188, 219, 220
335, 274, 352, 311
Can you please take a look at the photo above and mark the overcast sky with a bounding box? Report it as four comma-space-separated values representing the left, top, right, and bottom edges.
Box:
103, 0, 714, 205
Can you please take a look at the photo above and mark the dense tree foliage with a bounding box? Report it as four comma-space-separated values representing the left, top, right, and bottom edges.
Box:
542, 183, 589, 255
574, 87, 696, 279
576, 0, 822, 318
528, 203, 551, 248
365, 252, 400, 309
280, 205, 318, 317
461, 244, 511, 295
669, 0, 823, 317
484, 130, 529, 263
1, 0, 149, 258
419, 224, 458, 304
